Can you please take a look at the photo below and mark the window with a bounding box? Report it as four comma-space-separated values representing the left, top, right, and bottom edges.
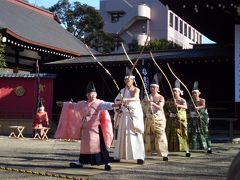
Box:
179, 20, 183, 34
196, 32, 199, 43
175, 16, 178, 31
169, 12, 173, 27
199, 34, 202, 44
184, 23, 187, 36
111, 12, 125, 23
188, 26, 191, 39
192, 29, 195, 41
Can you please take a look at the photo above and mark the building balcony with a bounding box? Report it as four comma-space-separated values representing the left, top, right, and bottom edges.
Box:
137, 4, 150, 20
137, 33, 150, 46
109, 4, 151, 34
104, 1, 150, 20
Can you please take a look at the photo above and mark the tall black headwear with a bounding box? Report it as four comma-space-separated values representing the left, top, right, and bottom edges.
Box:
174, 79, 181, 89
150, 73, 162, 88
192, 81, 200, 93
38, 98, 44, 108
86, 81, 96, 93
124, 66, 135, 80
37, 98, 44, 112
173, 79, 183, 95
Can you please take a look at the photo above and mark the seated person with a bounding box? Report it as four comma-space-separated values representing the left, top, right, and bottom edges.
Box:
33, 104, 49, 137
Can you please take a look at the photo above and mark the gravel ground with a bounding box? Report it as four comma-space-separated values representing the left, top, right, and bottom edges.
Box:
0, 135, 239, 180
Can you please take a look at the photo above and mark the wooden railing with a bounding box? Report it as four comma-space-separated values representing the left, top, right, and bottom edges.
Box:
210, 117, 239, 140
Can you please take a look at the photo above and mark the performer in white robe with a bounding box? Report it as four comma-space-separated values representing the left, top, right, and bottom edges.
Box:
113, 75, 145, 164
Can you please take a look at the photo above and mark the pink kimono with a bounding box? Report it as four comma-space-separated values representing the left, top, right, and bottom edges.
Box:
54, 100, 113, 154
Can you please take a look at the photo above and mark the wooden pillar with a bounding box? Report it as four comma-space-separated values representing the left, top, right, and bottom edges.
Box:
235, 102, 240, 114
234, 102, 240, 135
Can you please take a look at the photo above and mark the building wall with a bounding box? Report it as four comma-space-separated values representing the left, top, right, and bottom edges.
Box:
0, 77, 54, 135
43, 55, 239, 132
100, 0, 202, 51
167, 11, 202, 49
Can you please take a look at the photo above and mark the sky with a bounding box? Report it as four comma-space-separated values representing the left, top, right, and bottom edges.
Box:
28, 0, 99, 9
28, 0, 215, 44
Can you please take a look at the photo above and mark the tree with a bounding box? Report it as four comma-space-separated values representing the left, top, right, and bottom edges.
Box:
86, 30, 115, 53
49, 0, 114, 53
0, 33, 6, 68
128, 39, 182, 52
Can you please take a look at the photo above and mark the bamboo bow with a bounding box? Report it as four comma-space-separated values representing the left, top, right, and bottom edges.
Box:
85, 44, 121, 92
84, 44, 133, 142
150, 52, 183, 137
167, 62, 204, 143
127, 34, 150, 81
114, 34, 151, 133
149, 52, 180, 113
119, 34, 150, 104
150, 51, 175, 101
166, 63, 199, 115
121, 42, 153, 112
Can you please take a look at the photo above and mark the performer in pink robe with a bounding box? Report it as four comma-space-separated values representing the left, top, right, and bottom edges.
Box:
54, 81, 121, 171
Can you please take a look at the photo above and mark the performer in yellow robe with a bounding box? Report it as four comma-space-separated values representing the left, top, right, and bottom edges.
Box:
164, 80, 191, 157
143, 81, 169, 161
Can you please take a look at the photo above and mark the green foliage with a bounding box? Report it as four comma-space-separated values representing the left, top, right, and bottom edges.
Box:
128, 39, 182, 52
86, 30, 115, 53
49, 0, 114, 53
128, 39, 140, 52
0, 33, 6, 68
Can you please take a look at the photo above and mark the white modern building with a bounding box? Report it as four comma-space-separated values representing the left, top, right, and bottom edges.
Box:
100, 0, 203, 52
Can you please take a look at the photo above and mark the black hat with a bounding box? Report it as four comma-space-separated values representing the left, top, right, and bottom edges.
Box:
37, 98, 43, 108
38, 98, 44, 108
86, 81, 96, 93
37, 98, 44, 112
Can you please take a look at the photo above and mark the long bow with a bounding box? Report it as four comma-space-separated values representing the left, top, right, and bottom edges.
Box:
121, 43, 150, 99
118, 34, 150, 103
167, 63, 204, 137
128, 35, 150, 79
150, 51, 175, 101
121, 42, 154, 115
166, 63, 199, 114
85, 44, 137, 127
150, 51, 180, 114
150, 52, 183, 137
85, 44, 129, 142
114, 35, 150, 133
85, 44, 121, 92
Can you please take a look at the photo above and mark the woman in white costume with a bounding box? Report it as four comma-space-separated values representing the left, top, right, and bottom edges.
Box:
113, 75, 145, 164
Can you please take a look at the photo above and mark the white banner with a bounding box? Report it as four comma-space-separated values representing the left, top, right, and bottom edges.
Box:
235, 24, 240, 102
